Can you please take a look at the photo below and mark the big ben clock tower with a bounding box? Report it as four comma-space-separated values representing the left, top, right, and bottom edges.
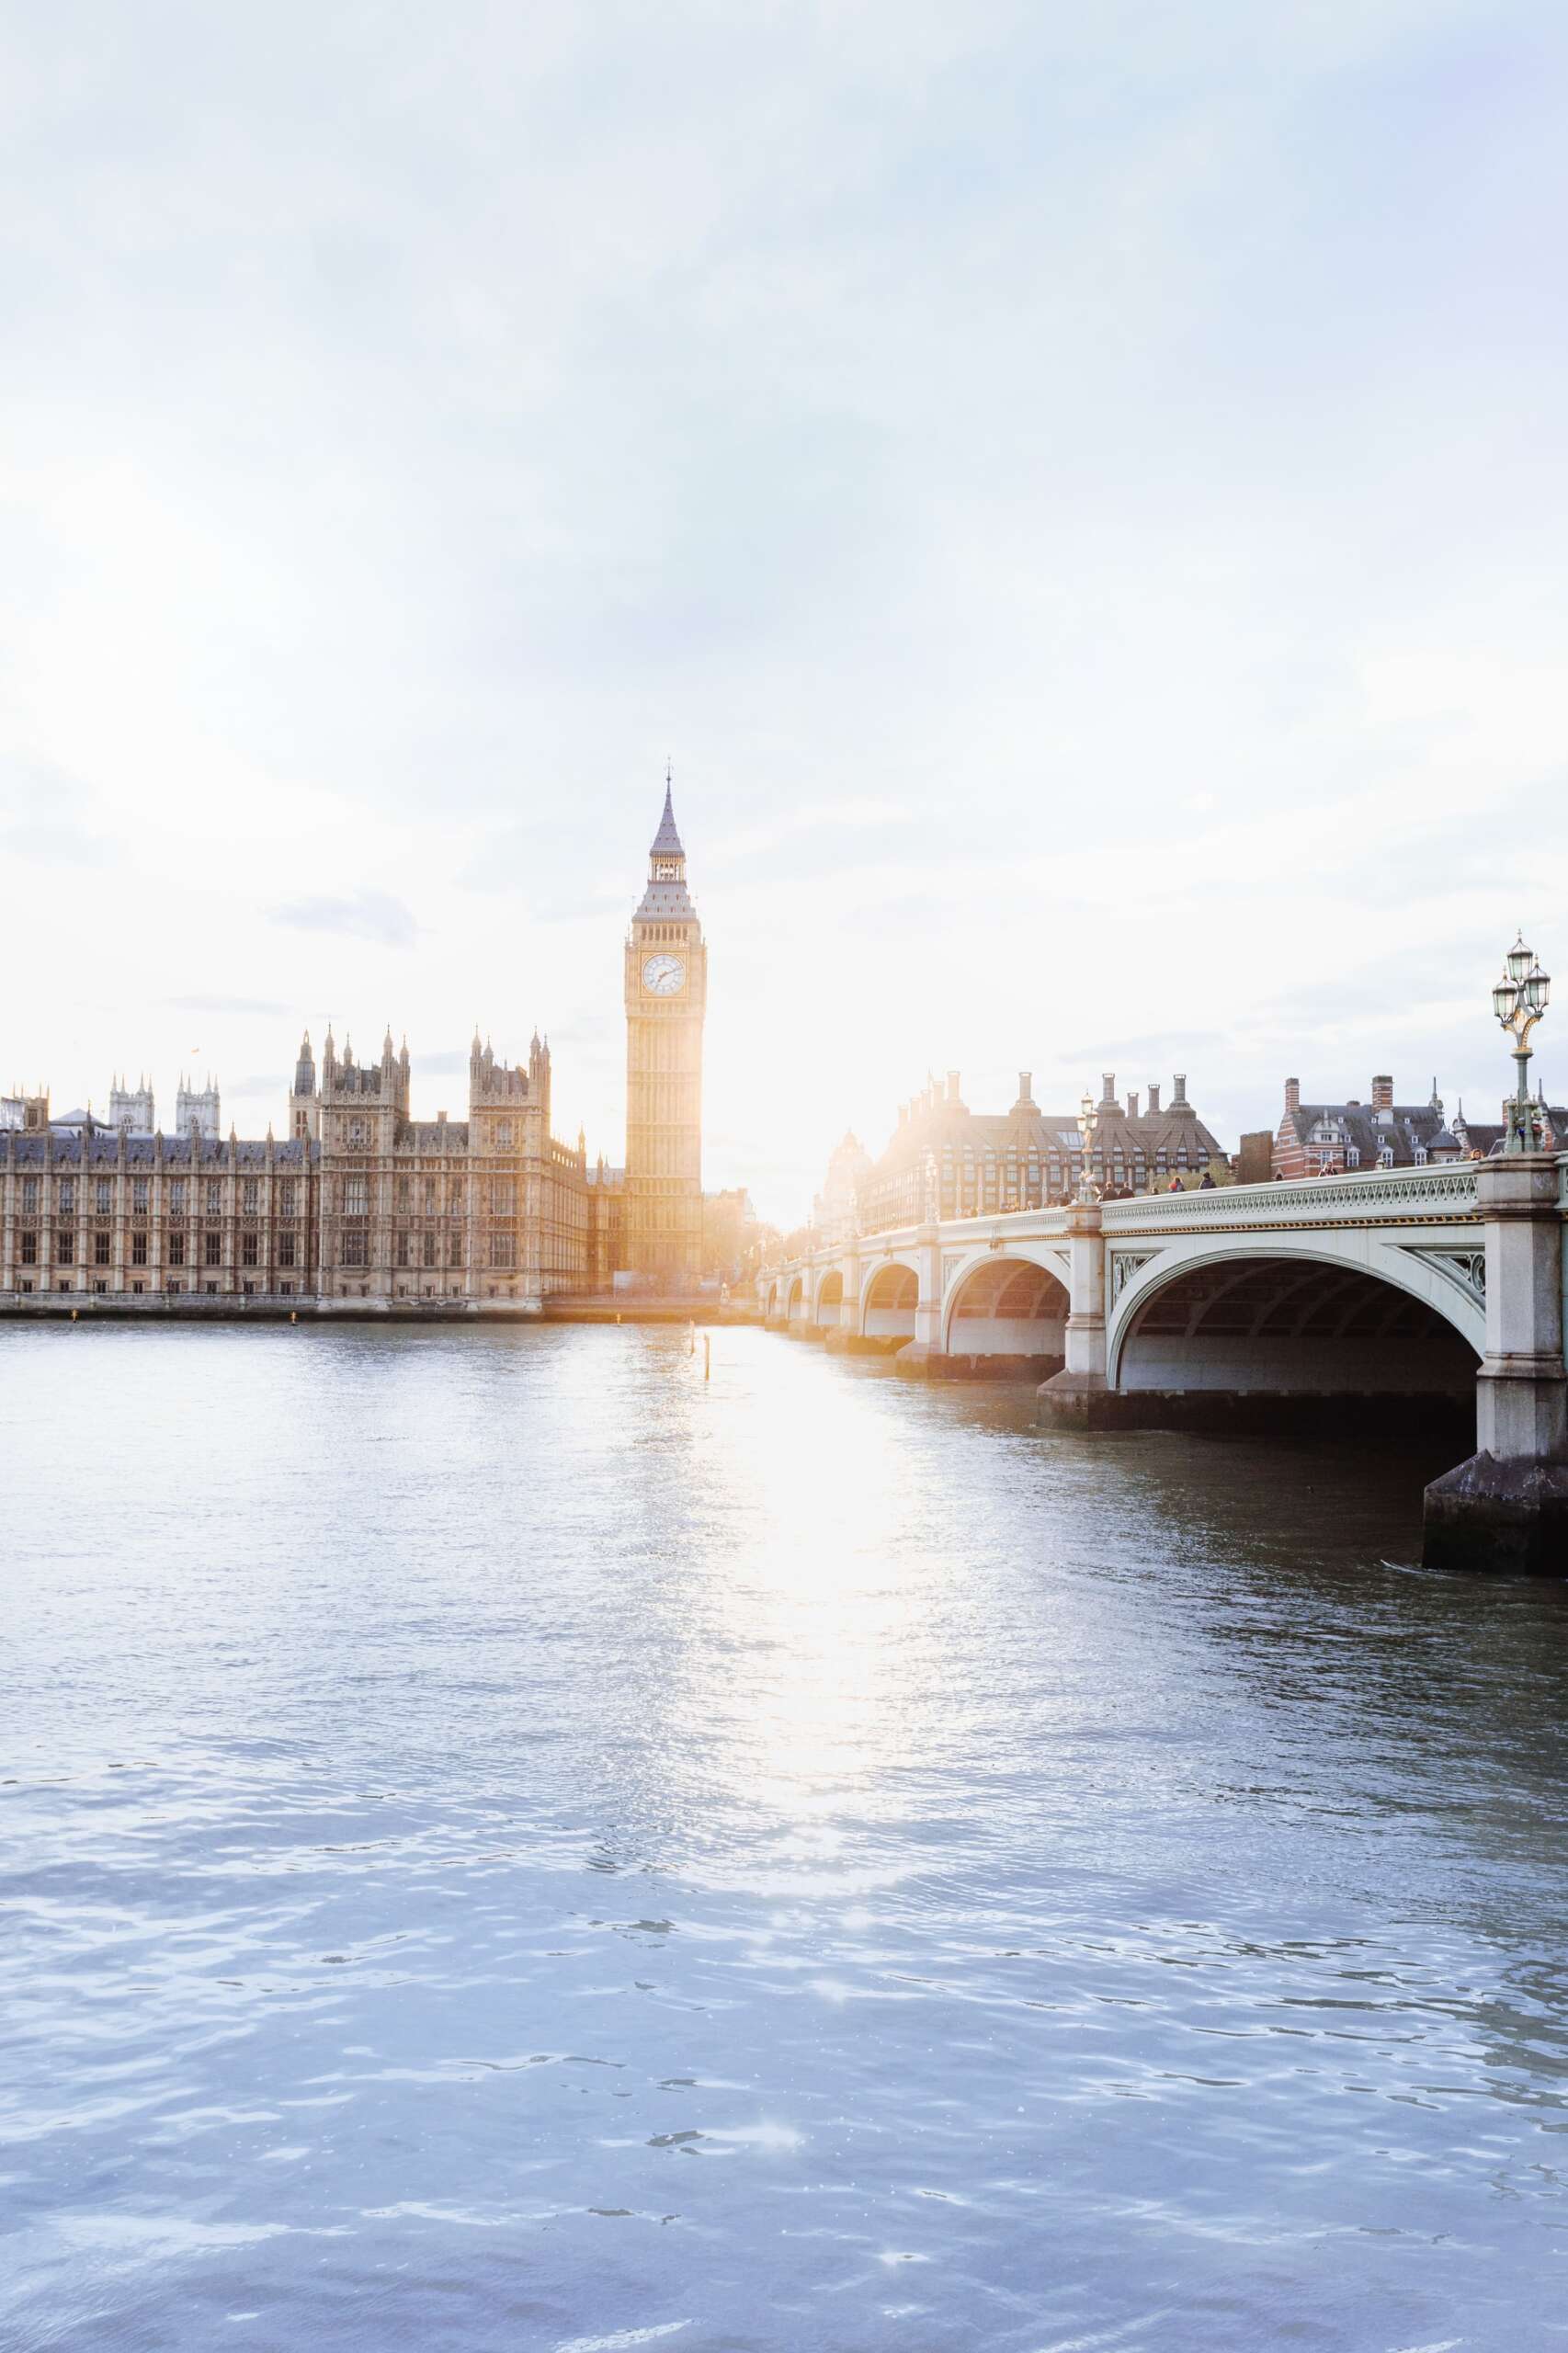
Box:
624, 771, 706, 1290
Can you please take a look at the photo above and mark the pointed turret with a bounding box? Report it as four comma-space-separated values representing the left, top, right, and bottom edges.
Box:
637, 769, 696, 919
651, 768, 685, 858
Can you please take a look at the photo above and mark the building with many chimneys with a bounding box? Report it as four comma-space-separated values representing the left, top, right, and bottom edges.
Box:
847, 1068, 1226, 1233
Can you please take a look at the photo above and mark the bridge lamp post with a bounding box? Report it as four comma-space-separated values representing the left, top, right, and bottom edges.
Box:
1492, 934, 1551, 1154
1076, 1091, 1100, 1203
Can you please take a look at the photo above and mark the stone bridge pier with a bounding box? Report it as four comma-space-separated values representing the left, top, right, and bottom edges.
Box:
1423, 1154, 1568, 1573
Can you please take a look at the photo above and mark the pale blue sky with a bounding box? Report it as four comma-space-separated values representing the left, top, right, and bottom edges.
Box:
2, 2, 1564, 1219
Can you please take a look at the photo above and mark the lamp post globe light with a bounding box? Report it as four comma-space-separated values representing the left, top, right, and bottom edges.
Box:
1493, 932, 1551, 1153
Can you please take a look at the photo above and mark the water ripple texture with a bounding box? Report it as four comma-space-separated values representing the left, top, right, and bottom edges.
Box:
2, 1323, 1565, 2350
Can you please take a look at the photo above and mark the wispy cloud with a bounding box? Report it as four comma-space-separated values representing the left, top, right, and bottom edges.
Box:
166, 995, 290, 1017
1, 819, 108, 866
272, 892, 418, 949
709, 800, 915, 867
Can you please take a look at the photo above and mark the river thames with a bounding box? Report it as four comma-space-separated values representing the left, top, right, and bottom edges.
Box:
3, 1322, 1565, 2351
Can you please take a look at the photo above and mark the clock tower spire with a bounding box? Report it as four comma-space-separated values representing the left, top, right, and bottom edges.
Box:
624, 769, 706, 1291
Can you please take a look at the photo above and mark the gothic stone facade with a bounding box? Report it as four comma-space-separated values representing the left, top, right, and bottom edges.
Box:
0, 1029, 592, 1311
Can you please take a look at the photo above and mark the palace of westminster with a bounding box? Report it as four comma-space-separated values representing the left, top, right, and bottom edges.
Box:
0, 783, 1241, 1312
0, 789, 710, 1310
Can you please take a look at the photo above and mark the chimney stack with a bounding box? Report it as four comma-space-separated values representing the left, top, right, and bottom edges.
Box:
1172, 1074, 1188, 1108
1372, 1074, 1393, 1118
1126, 1091, 1140, 1120
1017, 1070, 1034, 1105
1100, 1071, 1117, 1107
1285, 1076, 1300, 1113
1147, 1082, 1161, 1116
946, 1071, 960, 1104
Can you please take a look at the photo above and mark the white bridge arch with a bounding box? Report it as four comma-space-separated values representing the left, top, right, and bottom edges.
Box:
1106, 1230, 1484, 1390
940, 1246, 1070, 1358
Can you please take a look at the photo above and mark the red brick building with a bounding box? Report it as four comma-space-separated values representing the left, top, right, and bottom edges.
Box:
1272, 1074, 1460, 1179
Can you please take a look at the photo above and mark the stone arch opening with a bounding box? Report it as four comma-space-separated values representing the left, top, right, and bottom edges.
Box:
816, 1269, 844, 1321
786, 1274, 807, 1324
946, 1256, 1069, 1363
863, 1261, 917, 1340
1116, 1254, 1479, 1399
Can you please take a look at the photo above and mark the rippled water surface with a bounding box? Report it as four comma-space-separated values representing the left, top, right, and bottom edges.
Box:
3, 1323, 1567, 2351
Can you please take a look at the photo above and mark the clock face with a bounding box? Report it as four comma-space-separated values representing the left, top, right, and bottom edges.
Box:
642, 952, 686, 996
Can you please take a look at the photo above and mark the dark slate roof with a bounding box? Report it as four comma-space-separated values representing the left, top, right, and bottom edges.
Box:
5, 1131, 316, 1165
651, 782, 685, 857
399, 1121, 471, 1148
636, 879, 697, 919
1283, 1102, 1446, 1165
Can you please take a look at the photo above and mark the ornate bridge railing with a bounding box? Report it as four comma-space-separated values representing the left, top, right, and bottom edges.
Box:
1100, 1163, 1481, 1233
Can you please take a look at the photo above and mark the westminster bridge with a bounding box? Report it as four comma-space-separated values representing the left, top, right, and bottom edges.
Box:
761, 1154, 1568, 1574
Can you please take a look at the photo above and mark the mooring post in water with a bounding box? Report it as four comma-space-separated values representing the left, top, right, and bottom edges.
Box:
688, 1320, 696, 1356
704, 1333, 710, 1381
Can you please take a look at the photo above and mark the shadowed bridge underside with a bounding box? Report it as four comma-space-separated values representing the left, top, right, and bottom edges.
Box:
949, 1256, 1068, 1358
1119, 1256, 1477, 1394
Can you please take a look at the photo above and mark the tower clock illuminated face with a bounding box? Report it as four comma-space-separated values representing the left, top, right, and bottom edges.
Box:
642, 952, 686, 995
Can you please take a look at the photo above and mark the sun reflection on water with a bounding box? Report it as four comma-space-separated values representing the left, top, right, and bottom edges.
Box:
656, 1335, 963, 1876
